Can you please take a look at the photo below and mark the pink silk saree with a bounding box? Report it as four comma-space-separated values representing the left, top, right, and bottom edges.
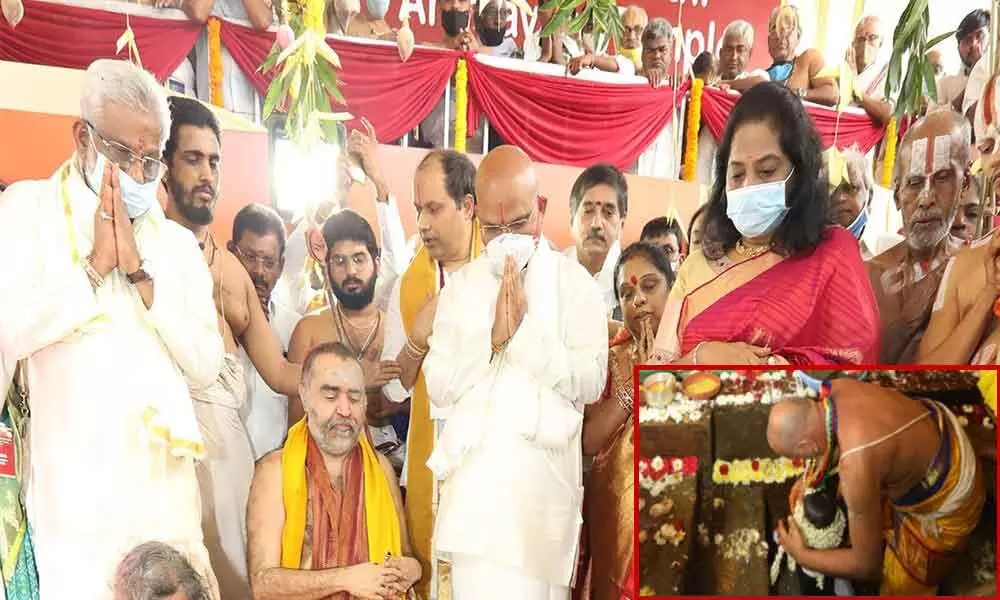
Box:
654, 227, 880, 365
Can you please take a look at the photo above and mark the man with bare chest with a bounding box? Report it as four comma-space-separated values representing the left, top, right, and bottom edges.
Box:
866, 110, 970, 364
247, 342, 420, 599
919, 73, 1000, 365
287, 209, 407, 472
768, 377, 985, 595
162, 97, 302, 599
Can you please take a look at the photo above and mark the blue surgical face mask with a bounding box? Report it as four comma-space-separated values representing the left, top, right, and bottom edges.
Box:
846, 205, 868, 240
767, 62, 794, 83
85, 144, 158, 219
725, 169, 794, 238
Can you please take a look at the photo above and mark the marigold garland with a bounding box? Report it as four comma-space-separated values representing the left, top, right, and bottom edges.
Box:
207, 17, 224, 108
880, 116, 897, 188
454, 58, 469, 152
682, 78, 704, 182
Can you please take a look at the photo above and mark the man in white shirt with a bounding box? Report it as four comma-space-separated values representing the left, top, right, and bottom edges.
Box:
424, 146, 607, 599
0, 59, 219, 600
566, 5, 645, 76
936, 9, 990, 114
635, 18, 682, 179
177, 0, 273, 122
699, 19, 770, 184
847, 15, 892, 126
564, 164, 628, 318
228, 203, 302, 460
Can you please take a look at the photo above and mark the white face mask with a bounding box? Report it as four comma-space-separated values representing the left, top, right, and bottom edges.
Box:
725, 170, 794, 238
485, 233, 538, 275
85, 147, 158, 218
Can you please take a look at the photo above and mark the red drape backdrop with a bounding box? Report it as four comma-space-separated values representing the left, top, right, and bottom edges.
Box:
217, 19, 458, 143
0, 0, 200, 81
700, 85, 886, 152
466, 56, 686, 169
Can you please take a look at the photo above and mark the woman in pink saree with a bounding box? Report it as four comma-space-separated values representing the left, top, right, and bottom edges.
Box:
652, 83, 880, 365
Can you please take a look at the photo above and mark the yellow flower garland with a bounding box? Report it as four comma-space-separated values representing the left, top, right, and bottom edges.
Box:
454, 58, 468, 152
880, 116, 897, 188
712, 457, 805, 485
682, 78, 704, 182
207, 17, 224, 108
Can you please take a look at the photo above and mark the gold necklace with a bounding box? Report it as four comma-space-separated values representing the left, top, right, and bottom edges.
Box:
735, 239, 769, 258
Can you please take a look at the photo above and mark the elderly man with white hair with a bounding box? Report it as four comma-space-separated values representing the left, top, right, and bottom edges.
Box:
846, 15, 892, 125
697, 20, 770, 184
0, 59, 220, 599
717, 20, 769, 92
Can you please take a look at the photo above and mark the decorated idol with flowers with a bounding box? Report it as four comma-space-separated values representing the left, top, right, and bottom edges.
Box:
766, 374, 984, 595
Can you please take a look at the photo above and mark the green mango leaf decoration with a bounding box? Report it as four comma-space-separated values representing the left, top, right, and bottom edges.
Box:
885, 0, 955, 118
259, 0, 350, 149
539, 0, 623, 48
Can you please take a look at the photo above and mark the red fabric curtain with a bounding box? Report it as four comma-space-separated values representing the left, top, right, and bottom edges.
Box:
466, 56, 685, 168
700, 85, 886, 152
0, 0, 200, 81
217, 19, 459, 143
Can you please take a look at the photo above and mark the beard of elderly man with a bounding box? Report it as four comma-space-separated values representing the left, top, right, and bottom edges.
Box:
866, 110, 969, 365
247, 342, 420, 600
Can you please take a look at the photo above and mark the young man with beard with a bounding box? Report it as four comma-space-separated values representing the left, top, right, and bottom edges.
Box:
380, 149, 483, 598
229, 203, 303, 460
918, 77, 1000, 364
565, 164, 628, 318
286, 209, 407, 471
162, 96, 301, 600
866, 110, 970, 364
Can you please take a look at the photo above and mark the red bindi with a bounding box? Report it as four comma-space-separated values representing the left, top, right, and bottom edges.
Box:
630, 275, 638, 285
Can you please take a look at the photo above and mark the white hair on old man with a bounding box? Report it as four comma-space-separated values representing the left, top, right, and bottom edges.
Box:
80, 59, 172, 151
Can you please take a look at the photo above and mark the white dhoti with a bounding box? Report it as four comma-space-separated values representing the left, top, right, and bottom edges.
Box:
451, 553, 569, 600
191, 353, 254, 600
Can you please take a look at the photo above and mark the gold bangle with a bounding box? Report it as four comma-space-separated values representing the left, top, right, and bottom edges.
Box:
404, 337, 428, 360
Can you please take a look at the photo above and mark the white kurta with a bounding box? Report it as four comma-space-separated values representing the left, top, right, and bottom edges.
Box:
422, 242, 608, 597
0, 163, 223, 600
562, 242, 621, 318
240, 297, 300, 459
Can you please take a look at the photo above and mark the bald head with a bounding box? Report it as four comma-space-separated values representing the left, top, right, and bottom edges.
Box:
622, 5, 649, 49
767, 398, 823, 458
852, 15, 882, 72
927, 49, 943, 77
475, 146, 542, 242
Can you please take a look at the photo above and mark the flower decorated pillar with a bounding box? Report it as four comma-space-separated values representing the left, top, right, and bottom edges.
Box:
453, 57, 468, 152
682, 78, 704, 183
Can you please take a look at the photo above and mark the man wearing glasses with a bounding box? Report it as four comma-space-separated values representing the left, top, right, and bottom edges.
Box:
162, 96, 301, 600
227, 203, 302, 461
846, 15, 892, 126
0, 59, 220, 599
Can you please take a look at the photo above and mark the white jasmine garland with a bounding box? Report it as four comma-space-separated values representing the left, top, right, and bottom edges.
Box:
770, 498, 846, 589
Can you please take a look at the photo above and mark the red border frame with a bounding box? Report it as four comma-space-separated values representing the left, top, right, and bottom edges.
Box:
631, 364, 1000, 599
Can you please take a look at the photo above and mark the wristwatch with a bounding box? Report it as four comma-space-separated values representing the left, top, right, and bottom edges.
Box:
127, 261, 152, 285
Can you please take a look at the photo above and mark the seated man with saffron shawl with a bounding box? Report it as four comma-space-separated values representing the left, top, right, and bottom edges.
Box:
769, 377, 984, 596
247, 342, 421, 599
651, 83, 879, 366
